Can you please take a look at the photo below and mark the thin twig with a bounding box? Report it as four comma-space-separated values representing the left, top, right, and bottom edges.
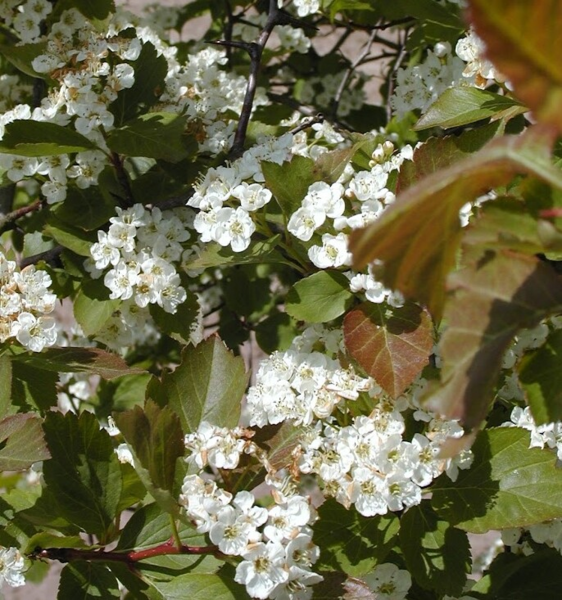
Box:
227, 0, 286, 159
223, 0, 235, 65
386, 29, 409, 122
330, 28, 377, 120
0, 200, 42, 233
289, 113, 324, 136
34, 537, 223, 566
20, 245, 63, 269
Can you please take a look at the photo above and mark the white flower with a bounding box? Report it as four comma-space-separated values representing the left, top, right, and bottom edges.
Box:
362, 563, 411, 600
0, 546, 26, 588
210, 505, 256, 555
213, 207, 255, 252
287, 206, 325, 242
308, 233, 351, 269
116, 443, 134, 466
12, 312, 57, 352
235, 542, 289, 599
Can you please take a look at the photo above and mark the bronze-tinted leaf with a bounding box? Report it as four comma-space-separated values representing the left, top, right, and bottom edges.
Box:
350, 129, 562, 319
344, 302, 433, 398
469, 0, 562, 133
425, 250, 562, 429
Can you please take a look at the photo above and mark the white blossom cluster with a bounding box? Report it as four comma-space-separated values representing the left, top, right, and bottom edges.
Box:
505, 405, 562, 462
391, 29, 502, 119
184, 421, 251, 471
299, 72, 366, 117
0, 6, 257, 204
497, 321, 551, 402
391, 42, 465, 118
0, 249, 57, 351
233, 12, 311, 55
180, 435, 322, 600
188, 133, 293, 252
1, 0, 52, 44
247, 325, 472, 517
87, 204, 191, 312
502, 518, 562, 558
455, 29, 500, 87
0, 546, 26, 588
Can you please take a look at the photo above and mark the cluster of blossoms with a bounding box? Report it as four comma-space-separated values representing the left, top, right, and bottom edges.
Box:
233, 12, 311, 54
85, 204, 203, 349
506, 404, 562, 463
189, 133, 293, 252
247, 325, 473, 517
391, 29, 499, 118
298, 72, 366, 117
1, 0, 52, 43
0, 546, 26, 589
0, 249, 57, 351
180, 422, 322, 600
0, 5, 256, 203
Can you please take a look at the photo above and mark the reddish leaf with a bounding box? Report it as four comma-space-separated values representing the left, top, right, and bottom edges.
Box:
396, 122, 501, 194
0, 413, 50, 471
350, 128, 562, 319
425, 250, 562, 430
344, 302, 433, 398
469, 0, 562, 133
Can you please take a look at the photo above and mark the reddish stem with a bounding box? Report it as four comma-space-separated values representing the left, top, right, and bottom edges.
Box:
35, 537, 219, 566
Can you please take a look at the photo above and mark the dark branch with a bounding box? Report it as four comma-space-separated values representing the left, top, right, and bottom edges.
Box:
330, 28, 377, 120
33, 537, 222, 566
227, 0, 286, 159
20, 245, 63, 269
0, 200, 42, 233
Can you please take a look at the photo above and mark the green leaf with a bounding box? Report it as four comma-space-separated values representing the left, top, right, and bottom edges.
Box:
313, 499, 399, 576
146, 572, 247, 600
116, 504, 222, 575
107, 112, 195, 163
74, 279, 122, 337
519, 329, 562, 425
148, 337, 248, 433
53, 187, 116, 231
111, 43, 168, 126
432, 427, 562, 532
97, 373, 152, 415
0, 121, 96, 156
59, 562, 120, 600
0, 42, 48, 79
42, 412, 122, 539
44, 218, 97, 257
425, 250, 562, 430
13, 346, 142, 380
350, 127, 562, 319
286, 271, 354, 323
116, 503, 198, 552
255, 312, 297, 354
0, 354, 11, 419
399, 502, 470, 595
149, 288, 200, 344
469, 0, 562, 133
113, 400, 184, 515
343, 302, 432, 398
116, 462, 147, 512
415, 87, 526, 131
24, 532, 87, 555
69, 0, 115, 19
262, 155, 316, 216
471, 549, 562, 599
0, 414, 50, 471
11, 361, 58, 412
310, 137, 370, 184
187, 236, 286, 270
